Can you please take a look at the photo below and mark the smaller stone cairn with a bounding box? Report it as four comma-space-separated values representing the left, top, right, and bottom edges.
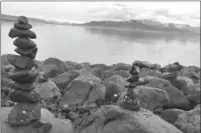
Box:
7, 16, 52, 133
120, 62, 141, 111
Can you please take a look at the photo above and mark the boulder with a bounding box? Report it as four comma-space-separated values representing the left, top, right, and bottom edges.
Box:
8, 28, 36, 39
104, 70, 115, 80
43, 58, 66, 74
139, 67, 162, 78
179, 66, 200, 84
114, 70, 129, 78
90, 64, 110, 70
63, 61, 75, 71
187, 83, 200, 106
107, 75, 126, 92
173, 76, 195, 95
76, 105, 183, 133
0, 107, 74, 133
14, 23, 32, 30
160, 63, 182, 73
161, 109, 185, 123
13, 37, 37, 49
52, 70, 80, 91
35, 80, 61, 101
161, 72, 178, 83
1, 54, 10, 66
146, 78, 190, 110
42, 64, 58, 78
174, 105, 200, 133
113, 63, 132, 71
133, 60, 161, 70
133, 85, 170, 112
60, 75, 101, 106
92, 67, 104, 80
85, 83, 106, 106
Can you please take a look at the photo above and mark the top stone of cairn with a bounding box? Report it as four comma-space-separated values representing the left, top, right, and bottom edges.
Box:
17, 16, 29, 24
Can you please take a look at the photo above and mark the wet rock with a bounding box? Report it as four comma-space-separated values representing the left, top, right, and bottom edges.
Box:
77, 105, 183, 133
15, 47, 38, 59
174, 105, 200, 133
133, 85, 169, 112
10, 89, 41, 103
52, 70, 79, 91
9, 28, 36, 39
7, 54, 37, 69
1, 107, 74, 133
14, 23, 32, 30
43, 58, 66, 74
8, 70, 39, 83
17, 16, 29, 24
13, 37, 37, 49
173, 76, 195, 95
35, 80, 61, 101
161, 109, 185, 123
60, 75, 100, 106
146, 78, 190, 110
8, 102, 41, 126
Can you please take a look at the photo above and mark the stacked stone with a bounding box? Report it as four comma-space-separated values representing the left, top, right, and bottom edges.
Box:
7, 16, 52, 133
120, 62, 141, 111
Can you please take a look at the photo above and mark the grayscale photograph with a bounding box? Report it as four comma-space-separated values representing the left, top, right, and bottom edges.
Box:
0, 2, 200, 133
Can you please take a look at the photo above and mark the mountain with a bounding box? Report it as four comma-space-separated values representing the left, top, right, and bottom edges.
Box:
0, 14, 70, 25
75, 20, 200, 34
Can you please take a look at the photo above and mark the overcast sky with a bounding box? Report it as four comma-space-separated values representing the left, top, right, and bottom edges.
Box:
2, 2, 200, 26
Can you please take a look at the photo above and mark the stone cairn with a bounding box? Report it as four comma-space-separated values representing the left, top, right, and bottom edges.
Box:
7, 16, 52, 133
120, 62, 141, 111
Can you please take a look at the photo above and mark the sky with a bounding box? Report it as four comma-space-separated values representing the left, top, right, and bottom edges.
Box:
1, 2, 200, 26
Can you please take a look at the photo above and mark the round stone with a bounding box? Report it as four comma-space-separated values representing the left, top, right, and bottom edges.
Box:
14, 23, 32, 30
8, 102, 41, 126
9, 89, 41, 103
13, 37, 37, 49
9, 28, 36, 39
17, 16, 29, 24
126, 75, 139, 83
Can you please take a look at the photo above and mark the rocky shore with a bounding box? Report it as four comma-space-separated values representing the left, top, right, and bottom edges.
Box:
1, 54, 200, 133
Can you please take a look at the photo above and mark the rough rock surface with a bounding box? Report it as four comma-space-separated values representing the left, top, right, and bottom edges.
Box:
1, 107, 74, 133
174, 105, 200, 133
76, 105, 183, 133
145, 78, 190, 110
161, 109, 185, 123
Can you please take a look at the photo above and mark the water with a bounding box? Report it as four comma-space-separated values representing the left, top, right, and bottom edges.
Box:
1, 21, 200, 67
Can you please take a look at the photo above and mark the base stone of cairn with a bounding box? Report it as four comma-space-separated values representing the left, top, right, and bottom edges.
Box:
6, 16, 52, 133
120, 62, 141, 111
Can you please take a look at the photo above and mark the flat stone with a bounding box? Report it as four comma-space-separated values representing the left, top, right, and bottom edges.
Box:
15, 47, 38, 59
17, 16, 29, 24
7, 54, 37, 69
8, 70, 39, 83
10, 89, 41, 103
8, 102, 41, 126
9, 28, 36, 39
11, 82, 35, 91
14, 23, 32, 30
13, 37, 37, 49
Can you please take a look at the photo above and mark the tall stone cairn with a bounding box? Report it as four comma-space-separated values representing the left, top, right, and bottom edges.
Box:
7, 16, 52, 133
120, 62, 141, 111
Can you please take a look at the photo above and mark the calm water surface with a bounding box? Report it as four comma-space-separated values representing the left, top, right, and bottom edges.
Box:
1, 21, 200, 67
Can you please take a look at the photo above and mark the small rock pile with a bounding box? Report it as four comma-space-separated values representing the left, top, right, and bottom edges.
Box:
120, 62, 141, 110
7, 16, 52, 133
